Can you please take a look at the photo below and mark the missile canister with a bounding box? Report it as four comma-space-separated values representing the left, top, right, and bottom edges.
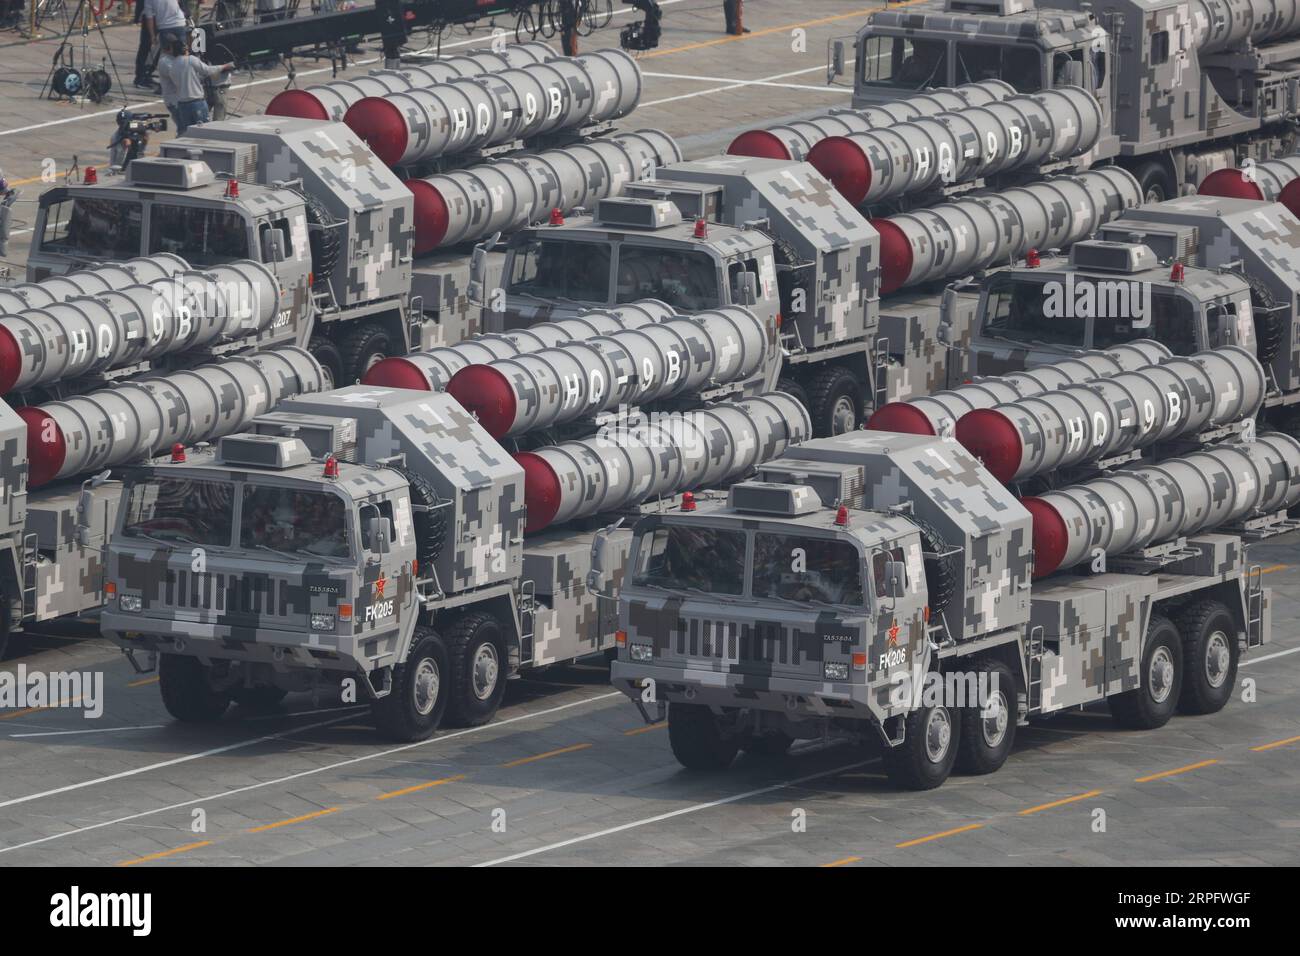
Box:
516, 392, 810, 532
407, 129, 680, 254
956, 346, 1266, 483
266, 41, 555, 122
1197, 156, 1300, 218
0, 261, 280, 394
446, 306, 771, 439
726, 80, 1015, 162
1194, 0, 1300, 54
0, 254, 187, 315
867, 341, 1171, 437
874, 167, 1142, 294
1025, 433, 1300, 577
362, 299, 676, 391
20, 346, 325, 487
807, 87, 1104, 207
344, 48, 642, 167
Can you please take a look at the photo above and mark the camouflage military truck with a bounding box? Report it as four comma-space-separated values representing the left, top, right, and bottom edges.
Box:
97, 384, 807, 738
835, 0, 1300, 202
608, 426, 1286, 790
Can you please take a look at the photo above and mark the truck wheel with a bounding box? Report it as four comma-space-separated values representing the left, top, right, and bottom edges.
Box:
1176, 601, 1238, 716
954, 660, 1016, 775
232, 686, 289, 712
308, 336, 344, 391
1108, 616, 1182, 730
776, 377, 810, 415
1132, 160, 1175, 203
668, 702, 740, 770
341, 323, 394, 385
444, 611, 509, 727
883, 701, 960, 790
808, 365, 864, 437
372, 627, 449, 741
158, 654, 231, 723
740, 731, 794, 757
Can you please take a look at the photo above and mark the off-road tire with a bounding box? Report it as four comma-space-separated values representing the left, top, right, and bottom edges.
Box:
308, 336, 344, 391
883, 701, 961, 790
341, 323, 395, 385
807, 365, 864, 437
776, 376, 810, 417
1132, 160, 1175, 203
1108, 615, 1182, 729
444, 611, 509, 728
372, 627, 449, 741
232, 686, 289, 711
668, 702, 740, 771
740, 731, 794, 757
159, 654, 231, 723
954, 659, 1017, 775
1176, 600, 1238, 716
392, 465, 446, 570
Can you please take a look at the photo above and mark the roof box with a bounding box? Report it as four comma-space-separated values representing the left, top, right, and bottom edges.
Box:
728, 481, 822, 517
594, 196, 683, 230
217, 433, 312, 470
125, 157, 215, 190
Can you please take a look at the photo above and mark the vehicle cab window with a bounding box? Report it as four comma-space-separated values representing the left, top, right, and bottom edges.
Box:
752, 532, 864, 606
860, 36, 949, 90
241, 486, 352, 559
40, 196, 143, 259
616, 244, 721, 310
631, 524, 746, 595
956, 43, 1041, 92
149, 204, 249, 265
507, 235, 612, 303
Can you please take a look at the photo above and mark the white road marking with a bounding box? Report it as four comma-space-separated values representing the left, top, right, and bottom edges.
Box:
642, 70, 848, 93
0, 690, 622, 854
643, 64, 849, 108
475, 756, 881, 866
1241, 645, 1300, 667
10, 724, 165, 738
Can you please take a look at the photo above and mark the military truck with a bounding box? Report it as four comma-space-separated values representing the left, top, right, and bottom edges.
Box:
608, 426, 1287, 789
833, 0, 1300, 202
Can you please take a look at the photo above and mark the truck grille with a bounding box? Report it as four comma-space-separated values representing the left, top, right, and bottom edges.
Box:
162, 570, 290, 616
673, 618, 808, 666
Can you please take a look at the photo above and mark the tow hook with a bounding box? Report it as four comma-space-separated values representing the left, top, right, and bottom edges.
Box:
634, 698, 666, 725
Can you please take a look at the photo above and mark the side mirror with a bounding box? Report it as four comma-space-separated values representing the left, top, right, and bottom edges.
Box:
467, 232, 500, 304
261, 226, 287, 264
75, 471, 111, 547
587, 520, 624, 598
829, 39, 846, 82
731, 270, 758, 307
366, 515, 393, 556
885, 559, 906, 598
1060, 59, 1084, 88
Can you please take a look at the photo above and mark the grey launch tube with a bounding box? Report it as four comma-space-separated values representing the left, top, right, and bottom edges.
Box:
21, 346, 325, 487
1194, 0, 1300, 54
1198, 155, 1300, 218
956, 346, 1267, 483
867, 341, 1172, 438
516, 392, 811, 532
0, 260, 281, 394
0, 254, 187, 315
362, 300, 677, 391
807, 87, 1105, 206
447, 306, 772, 439
265, 41, 555, 122
1025, 433, 1300, 577
874, 167, 1143, 293
407, 129, 681, 254
727, 80, 1016, 162
344, 48, 642, 167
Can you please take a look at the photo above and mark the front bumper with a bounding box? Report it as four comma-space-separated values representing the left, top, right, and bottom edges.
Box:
610, 660, 877, 719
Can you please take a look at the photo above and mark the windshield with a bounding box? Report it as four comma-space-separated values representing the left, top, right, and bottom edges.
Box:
982, 275, 1087, 347
631, 525, 746, 595
241, 485, 352, 559
752, 532, 864, 606
507, 236, 612, 302
149, 203, 249, 264
860, 35, 947, 90
121, 477, 235, 546
955, 43, 1042, 93
40, 196, 143, 259
616, 244, 721, 310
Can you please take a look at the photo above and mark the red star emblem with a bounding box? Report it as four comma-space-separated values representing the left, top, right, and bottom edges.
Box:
887, 621, 900, 646
374, 574, 386, 599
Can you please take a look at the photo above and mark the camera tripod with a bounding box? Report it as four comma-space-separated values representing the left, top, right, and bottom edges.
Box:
39, 0, 129, 104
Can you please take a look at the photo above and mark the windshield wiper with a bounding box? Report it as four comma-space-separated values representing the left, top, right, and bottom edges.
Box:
252, 543, 299, 561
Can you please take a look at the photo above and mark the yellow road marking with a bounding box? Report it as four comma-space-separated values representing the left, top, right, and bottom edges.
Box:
501, 743, 592, 768
117, 840, 212, 866
896, 823, 984, 848
1019, 789, 1104, 816
624, 722, 667, 735
1251, 734, 1300, 752
1257, 564, 1289, 575
127, 676, 159, 688
1135, 759, 1219, 783
376, 774, 466, 800
821, 856, 862, 867
246, 807, 339, 833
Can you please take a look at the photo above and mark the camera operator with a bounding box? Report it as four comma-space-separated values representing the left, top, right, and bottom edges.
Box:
158, 33, 233, 134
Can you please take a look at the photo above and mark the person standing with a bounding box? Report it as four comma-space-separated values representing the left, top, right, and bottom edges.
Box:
157, 35, 233, 134
723, 0, 748, 35
142, 0, 190, 87
133, 0, 157, 91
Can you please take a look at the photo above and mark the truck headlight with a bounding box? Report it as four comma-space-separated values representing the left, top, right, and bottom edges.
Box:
310, 613, 336, 631
823, 661, 849, 681
630, 643, 654, 662
119, 593, 142, 613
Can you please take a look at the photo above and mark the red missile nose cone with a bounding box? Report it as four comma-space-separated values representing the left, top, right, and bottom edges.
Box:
18, 406, 65, 489
515, 451, 561, 533
955, 408, 1023, 484
265, 89, 329, 120
1196, 167, 1266, 201
406, 179, 450, 255
807, 136, 872, 206
872, 217, 912, 296
0, 325, 22, 394
726, 129, 792, 160
361, 356, 431, 390
1022, 496, 1068, 579
344, 96, 408, 166
447, 364, 517, 438
865, 401, 936, 435
1278, 177, 1300, 219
